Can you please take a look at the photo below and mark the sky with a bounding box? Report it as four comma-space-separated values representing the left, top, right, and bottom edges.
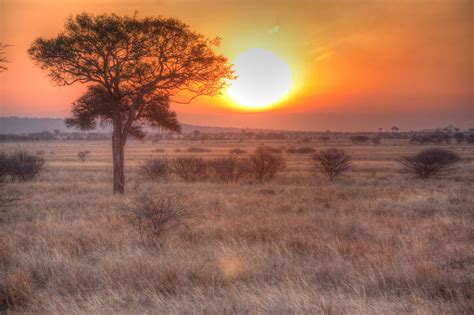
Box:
0, 0, 473, 131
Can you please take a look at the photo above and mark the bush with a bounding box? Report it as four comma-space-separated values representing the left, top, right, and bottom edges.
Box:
313, 148, 352, 181
350, 135, 370, 144
400, 148, 460, 179
248, 146, 286, 182
229, 148, 247, 155
77, 150, 90, 162
286, 146, 316, 154
258, 145, 282, 154
0, 151, 45, 182
370, 137, 382, 145
172, 157, 208, 182
208, 157, 249, 183
467, 133, 474, 144
0, 152, 9, 181
187, 147, 211, 153
123, 193, 188, 244
139, 158, 170, 181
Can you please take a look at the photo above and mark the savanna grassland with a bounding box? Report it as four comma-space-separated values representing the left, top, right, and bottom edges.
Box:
1, 139, 473, 314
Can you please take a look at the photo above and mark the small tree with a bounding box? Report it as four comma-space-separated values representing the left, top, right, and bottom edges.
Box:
29, 13, 234, 193
312, 148, 351, 181
399, 148, 460, 179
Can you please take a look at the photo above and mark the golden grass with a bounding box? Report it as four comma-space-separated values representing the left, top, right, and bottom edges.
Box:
1, 140, 473, 314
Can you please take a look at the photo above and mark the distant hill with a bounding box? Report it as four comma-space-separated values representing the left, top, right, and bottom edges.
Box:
0, 117, 251, 134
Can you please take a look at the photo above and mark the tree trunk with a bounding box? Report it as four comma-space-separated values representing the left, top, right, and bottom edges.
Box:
112, 129, 125, 194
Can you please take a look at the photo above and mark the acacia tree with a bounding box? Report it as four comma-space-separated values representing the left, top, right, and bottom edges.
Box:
28, 13, 234, 193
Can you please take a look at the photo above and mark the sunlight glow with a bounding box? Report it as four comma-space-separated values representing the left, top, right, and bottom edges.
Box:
227, 48, 292, 110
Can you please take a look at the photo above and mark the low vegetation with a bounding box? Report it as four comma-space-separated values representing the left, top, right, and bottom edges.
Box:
123, 193, 188, 245
248, 146, 286, 182
208, 157, 249, 183
0, 140, 471, 313
312, 148, 352, 181
229, 148, 247, 155
286, 146, 315, 154
77, 150, 90, 162
400, 148, 461, 179
0, 151, 45, 182
172, 157, 209, 182
139, 158, 171, 181
187, 147, 212, 153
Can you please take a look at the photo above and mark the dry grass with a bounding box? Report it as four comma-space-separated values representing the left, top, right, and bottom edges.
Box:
0, 139, 473, 314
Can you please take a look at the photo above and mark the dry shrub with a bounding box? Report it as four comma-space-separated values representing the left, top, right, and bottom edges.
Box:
248, 146, 286, 182
350, 135, 370, 144
0, 151, 45, 182
286, 146, 316, 154
123, 193, 188, 244
313, 148, 352, 181
172, 157, 208, 182
187, 147, 211, 153
258, 145, 282, 154
208, 157, 249, 183
77, 150, 90, 162
229, 148, 247, 155
400, 148, 460, 179
139, 158, 170, 181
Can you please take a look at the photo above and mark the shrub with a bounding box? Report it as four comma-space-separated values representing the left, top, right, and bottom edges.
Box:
229, 148, 247, 155
248, 146, 286, 182
187, 147, 211, 153
286, 146, 316, 154
208, 157, 249, 183
313, 148, 352, 181
453, 133, 465, 144
350, 135, 370, 144
258, 145, 282, 154
399, 148, 460, 179
77, 150, 90, 162
139, 158, 170, 181
370, 136, 382, 145
36, 150, 45, 155
172, 157, 208, 182
0, 151, 45, 182
0, 152, 9, 181
467, 133, 474, 144
123, 193, 188, 244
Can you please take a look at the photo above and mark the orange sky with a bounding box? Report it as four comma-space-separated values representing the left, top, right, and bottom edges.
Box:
0, 0, 472, 131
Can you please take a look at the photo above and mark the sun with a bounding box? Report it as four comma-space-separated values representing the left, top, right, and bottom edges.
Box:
227, 48, 292, 110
